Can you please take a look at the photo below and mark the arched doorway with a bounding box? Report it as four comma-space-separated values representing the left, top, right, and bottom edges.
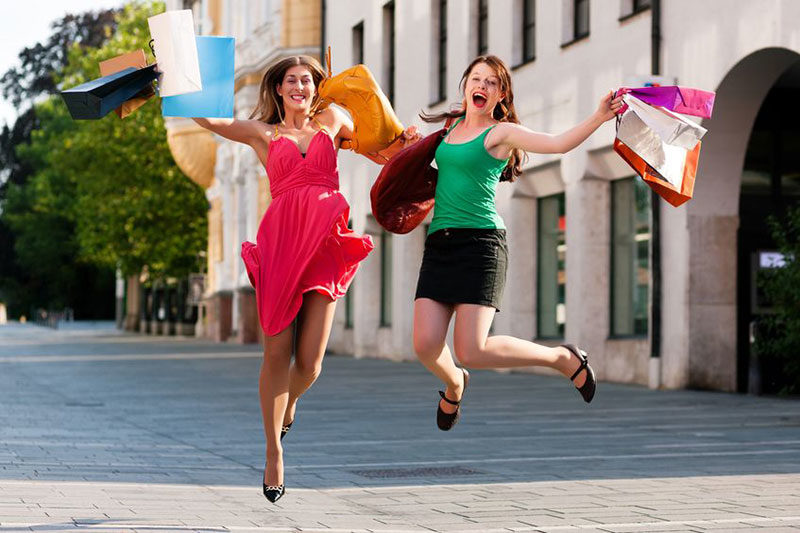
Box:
738, 60, 800, 392
687, 48, 800, 392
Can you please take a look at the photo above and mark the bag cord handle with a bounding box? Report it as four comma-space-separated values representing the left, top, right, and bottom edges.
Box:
326, 46, 332, 78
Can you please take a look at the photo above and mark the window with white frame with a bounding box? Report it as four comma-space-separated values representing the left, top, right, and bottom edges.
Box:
431, 0, 447, 104
380, 231, 393, 327
620, 0, 651, 20
344, 218, 355, 329
477, 0, 488, 56
574, 0, 590, 39
383, 1, 396, 105
522, 0, 535, 62
537, 193, 566, 339
610, 177, 650, 337
352, 21, 364, 64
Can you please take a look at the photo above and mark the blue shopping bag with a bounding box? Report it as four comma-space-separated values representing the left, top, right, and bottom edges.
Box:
162, 36, 234, 118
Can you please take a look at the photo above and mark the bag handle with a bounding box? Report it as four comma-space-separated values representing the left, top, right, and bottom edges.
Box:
325, 46, 332, 78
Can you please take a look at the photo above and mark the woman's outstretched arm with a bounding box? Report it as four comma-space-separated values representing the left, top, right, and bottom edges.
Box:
493, 91, 623, 155
192, 118, 267, 147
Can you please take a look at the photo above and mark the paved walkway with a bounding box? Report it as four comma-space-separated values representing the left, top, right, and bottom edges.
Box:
0, 322, 799, 532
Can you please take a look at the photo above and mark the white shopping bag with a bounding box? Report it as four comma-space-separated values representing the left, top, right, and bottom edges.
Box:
622, 93, 706, 150
148, 10, 202, 97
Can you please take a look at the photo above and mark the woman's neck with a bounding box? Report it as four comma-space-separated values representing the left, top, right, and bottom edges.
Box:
282, 109, 311, 130
461, 111, 496, 130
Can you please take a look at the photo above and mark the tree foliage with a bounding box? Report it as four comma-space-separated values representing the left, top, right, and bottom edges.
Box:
755, 205, 800, 395
1, 1, 207, 317
51, 1, 208, 278
0, 8, 118, 317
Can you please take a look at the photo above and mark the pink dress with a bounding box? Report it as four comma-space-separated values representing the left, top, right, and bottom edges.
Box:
241, 129, 374, 336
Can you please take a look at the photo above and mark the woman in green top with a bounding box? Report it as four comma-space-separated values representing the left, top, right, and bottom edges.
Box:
413, 55, 623, 430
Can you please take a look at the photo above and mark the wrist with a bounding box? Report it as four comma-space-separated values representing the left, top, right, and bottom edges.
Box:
591, 110, 606, 125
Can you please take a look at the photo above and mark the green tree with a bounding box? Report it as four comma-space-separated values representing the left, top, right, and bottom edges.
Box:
754, 205, 800, 395
0, 8, 118, 318
48, 0, 207, 278
3, 1, 207, 319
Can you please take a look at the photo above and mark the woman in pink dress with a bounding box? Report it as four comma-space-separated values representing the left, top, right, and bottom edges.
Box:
193, 56, 416, 502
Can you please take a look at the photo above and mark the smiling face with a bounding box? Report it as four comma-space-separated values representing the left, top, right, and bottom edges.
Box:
276, 65, 316, 114
463, 61, 505, 117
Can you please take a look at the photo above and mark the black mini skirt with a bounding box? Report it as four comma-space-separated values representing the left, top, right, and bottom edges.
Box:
415, 228, 508, 311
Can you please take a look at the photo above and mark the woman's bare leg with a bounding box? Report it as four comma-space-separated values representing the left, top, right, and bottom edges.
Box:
413, 298, 466, 415
452, 304, 586, 386
260, 324, 294, 486
283, 291, 337, 426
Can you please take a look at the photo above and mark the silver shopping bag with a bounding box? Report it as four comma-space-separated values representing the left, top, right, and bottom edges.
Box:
616, 93, 707, 190
147, 9, 202, 97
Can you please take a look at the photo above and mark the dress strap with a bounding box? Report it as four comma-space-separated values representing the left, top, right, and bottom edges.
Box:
273, 124, 282, 140
444, 117, 463, 140
311, 115, 330, 134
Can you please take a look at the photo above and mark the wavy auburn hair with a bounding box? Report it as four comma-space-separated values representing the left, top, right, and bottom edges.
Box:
249, 55, 327, 124
420, 55, 526, 182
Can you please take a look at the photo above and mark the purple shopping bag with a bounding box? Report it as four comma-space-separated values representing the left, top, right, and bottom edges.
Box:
620, 86, 715, 119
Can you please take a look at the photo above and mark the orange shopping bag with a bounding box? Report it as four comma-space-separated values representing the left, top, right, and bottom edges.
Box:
613, 138, 699, 207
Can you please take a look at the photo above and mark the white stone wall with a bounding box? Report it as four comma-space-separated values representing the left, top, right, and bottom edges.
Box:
168, 0, 800, 391
324, 0, 800, 391
325, 0, 653, 380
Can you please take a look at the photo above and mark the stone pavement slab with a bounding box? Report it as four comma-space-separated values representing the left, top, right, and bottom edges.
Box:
0, 322, 799, 532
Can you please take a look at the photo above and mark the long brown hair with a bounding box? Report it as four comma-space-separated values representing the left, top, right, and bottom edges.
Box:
420, 55, 525, 182
249, 55, 327, 124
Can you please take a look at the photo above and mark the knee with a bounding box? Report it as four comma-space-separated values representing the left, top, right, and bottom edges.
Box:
414, 332, 444, 360
294, 357, 322, 381
453, 341, 483, 368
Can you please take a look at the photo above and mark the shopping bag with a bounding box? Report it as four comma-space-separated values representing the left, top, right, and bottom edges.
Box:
61, 65, 159, 120
370, 128, 445, 234
147, 9, 202, 97
620, 85, 715, 119
99, 49, 154, 118
616, 95, 704, 191
621, 93, 706, 150
162, 36, 234, 118
318, 47, 404, 155
614, 138, 698, 207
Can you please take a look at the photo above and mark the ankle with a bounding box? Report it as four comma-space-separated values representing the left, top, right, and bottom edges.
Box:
555, 347, 576, 374
266, 446, 283, 461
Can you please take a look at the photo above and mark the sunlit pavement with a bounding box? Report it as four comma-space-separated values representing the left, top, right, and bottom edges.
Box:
1, 321, 799, 532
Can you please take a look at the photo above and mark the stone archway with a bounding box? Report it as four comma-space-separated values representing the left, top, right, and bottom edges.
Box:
685, 48, 800, 391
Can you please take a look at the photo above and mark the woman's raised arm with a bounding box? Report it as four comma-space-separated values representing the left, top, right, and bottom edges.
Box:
192, 117, 268, 147
494, 91, 622, 155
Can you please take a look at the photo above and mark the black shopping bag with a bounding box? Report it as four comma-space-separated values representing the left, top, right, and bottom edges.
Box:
60, 65, 159, 120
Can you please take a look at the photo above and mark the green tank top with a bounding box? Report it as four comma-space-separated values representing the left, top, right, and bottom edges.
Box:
429, 119, 509, 235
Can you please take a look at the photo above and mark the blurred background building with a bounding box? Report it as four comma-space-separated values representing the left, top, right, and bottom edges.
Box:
162, 0, 800, 393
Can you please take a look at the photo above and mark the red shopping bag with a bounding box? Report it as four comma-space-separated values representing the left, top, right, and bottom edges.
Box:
370, 128, 446, 234
613, 138, 699, 207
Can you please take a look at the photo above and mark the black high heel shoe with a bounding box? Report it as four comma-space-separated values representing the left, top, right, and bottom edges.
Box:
562, 344, 596, 403
263, 483, 285, 503
280, 420, 293, 441
436, 368, 470, 431
262, 464, 285, 503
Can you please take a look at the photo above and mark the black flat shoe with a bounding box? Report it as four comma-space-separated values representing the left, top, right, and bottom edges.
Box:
562, 344, 596, 403
280, 420, 293, 441
436, 368, 470, 431
263, 483, 285, 503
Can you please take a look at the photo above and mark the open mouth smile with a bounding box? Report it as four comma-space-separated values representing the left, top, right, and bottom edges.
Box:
472, 91, 488, 108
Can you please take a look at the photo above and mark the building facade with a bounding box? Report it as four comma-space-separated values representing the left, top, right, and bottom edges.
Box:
324, 0, 800, 393
163, 0, 323, 342
167, 0, 800, 393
